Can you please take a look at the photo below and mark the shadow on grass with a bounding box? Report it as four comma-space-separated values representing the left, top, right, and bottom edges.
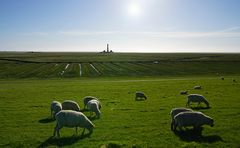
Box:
39, 117, 55, 123
190, 106, 211, 110
135, 98, 146, 101
37, 133, 91, 148
174, 127, 223, 143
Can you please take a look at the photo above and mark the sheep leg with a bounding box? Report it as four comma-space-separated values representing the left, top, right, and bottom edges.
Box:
53, 124, 60, 137
171, 121, 174, 131
186, 101, 189, 107
53, 125, 57, 137
57, 128, 60, 137
81, 128, 85, 136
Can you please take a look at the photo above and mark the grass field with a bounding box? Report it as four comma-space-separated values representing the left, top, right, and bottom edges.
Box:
0, 52, 240, 147
1, 52, 240, 78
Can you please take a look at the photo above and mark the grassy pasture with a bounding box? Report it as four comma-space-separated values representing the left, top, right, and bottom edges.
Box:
0, 77, 240, 147
0, 52, 240, 147
1, 52, 240, 78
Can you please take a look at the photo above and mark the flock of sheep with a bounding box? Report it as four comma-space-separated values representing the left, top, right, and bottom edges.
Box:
49, 77, 236, 138
171, 85, 213, 132
50, 96, 101, 137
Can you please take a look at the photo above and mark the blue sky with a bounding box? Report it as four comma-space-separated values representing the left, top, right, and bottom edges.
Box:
0, 0, 240, 52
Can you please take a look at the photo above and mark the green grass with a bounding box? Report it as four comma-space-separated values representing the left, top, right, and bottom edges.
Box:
0, 52, 240, 147
0, 76, 240, 147
1, 52, 240, 78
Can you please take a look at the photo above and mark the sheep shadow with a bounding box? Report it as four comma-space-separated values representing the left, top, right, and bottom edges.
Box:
174, 128, 223, 143
37, 134, 91, 148
190, 106, 211, 110
39, 117, 55, 123
135, 98, 147, 101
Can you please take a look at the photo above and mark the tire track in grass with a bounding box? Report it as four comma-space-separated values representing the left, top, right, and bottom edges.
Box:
60, 63, 70, 75
90, 63, 101, 75
62, 63, 79, 77
79, 64, 82, 76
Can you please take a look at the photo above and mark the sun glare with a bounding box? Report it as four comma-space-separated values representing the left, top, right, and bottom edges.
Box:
128, 3, 141, 17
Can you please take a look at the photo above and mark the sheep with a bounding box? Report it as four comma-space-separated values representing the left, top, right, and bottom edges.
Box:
186, 94, 209, 108
53, 110, 95, 137
170, 108, 193, 130
87, 99, 102, 118
62, 100, 80, 111
194, 86, 201, 89
50, 101, 62, 118
180, 90, 188, 95
83, 96, 100, 109
135, 91, 147, 100
173, 111, 214, 131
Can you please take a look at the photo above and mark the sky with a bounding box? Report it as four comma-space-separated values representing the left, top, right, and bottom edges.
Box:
0, 0, 240, 52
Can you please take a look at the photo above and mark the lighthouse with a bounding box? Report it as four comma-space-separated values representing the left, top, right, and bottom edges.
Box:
107, 44, 109, 53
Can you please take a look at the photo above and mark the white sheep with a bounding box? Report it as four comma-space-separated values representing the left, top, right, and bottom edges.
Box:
50, 101, 62, 118
194, 86, 201, 89
83, 96, 100, 109
53, 110, 95, 137
170, 108, 193, 130
87, 99, 102, 118
186, 94, 209, 108
135, 91, 147, 100
173, 111, 214, 131
62, 100, 80, 111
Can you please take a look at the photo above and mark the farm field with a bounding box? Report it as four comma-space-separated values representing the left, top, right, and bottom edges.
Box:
0, 76, 240, 147
1, 52, 240, 78
0, 52, 240, 147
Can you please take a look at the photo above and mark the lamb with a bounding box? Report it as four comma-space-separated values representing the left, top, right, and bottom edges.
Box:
186, 94, 209, 108
180, 90, 188, 95
135, 91, 147, 100
50, 101, 62, 118
194, 86, 201, 89
173, 111, 214, 131
53, 110, 95, 137
87, 99, 101, 118
170, 108, 193, 130
83, 96, 100, 109
62, 100, 80, 111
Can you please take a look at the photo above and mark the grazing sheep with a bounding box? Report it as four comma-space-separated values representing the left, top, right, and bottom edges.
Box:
87, 99, 101, 118
170, 108, 193, 130
135, 92, 147, 100
186, 94, 209, 108
53, 110, 95, 137
83, 96, 100, 109
62, 100, 80, 111
50, 101, 62, 118
180, 90, 188, 95
194, 86, 201, 89
173, 111, 214, 131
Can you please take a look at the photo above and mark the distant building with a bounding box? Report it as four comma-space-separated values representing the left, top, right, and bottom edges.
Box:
101, 44, 113, 53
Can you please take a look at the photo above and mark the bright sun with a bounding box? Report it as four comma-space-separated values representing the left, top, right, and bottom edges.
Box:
128, 3, 141, 17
